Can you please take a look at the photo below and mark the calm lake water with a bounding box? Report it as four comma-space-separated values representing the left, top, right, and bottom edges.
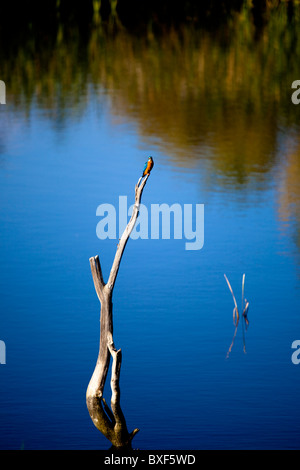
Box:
1, 3, 300, 450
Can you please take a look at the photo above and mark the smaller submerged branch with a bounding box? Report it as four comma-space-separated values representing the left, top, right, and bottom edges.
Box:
225, 274, 250, 358
224, 274, 239, 325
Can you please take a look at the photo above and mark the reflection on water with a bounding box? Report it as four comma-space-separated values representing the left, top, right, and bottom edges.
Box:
277, 134, 300, 253
1, 2, 300, 262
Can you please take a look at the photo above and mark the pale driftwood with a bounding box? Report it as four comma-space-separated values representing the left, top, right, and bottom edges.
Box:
86, 174, 150, 448
107, 175, 148, 292
86, 334, 139, 448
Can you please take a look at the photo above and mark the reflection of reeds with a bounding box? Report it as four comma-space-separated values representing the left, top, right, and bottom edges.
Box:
3, 3, 300, 176
2, 1, 300, 261
224, 274, 250, 358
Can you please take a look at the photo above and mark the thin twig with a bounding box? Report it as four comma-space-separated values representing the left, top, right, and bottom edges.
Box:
224, 274, 239, 325
107, 174, 149, 292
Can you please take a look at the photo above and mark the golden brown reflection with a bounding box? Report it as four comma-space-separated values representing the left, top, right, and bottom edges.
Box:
278, 135, 300, 255
1, 1, 300, 254
3, 3, 300, 169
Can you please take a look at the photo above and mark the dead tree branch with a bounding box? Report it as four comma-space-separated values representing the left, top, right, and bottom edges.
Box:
86, 174, 150, 448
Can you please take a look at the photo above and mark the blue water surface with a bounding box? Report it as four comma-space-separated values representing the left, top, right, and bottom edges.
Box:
0, 87, 300, 450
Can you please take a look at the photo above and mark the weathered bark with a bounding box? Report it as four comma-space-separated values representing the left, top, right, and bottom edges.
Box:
86, 334, 138, 448
86, 174, 150, 448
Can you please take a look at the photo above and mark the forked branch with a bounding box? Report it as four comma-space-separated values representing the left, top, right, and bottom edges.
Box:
86, 173, 150, 448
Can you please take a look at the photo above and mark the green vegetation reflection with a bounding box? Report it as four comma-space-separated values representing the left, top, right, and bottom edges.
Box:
1, 1, 300, 258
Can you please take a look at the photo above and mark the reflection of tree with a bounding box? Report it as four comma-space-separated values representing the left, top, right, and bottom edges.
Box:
277, 136, 300, 257
1, 1, 300, 249
3, 2, 300, 175
86, 3, 300, 185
